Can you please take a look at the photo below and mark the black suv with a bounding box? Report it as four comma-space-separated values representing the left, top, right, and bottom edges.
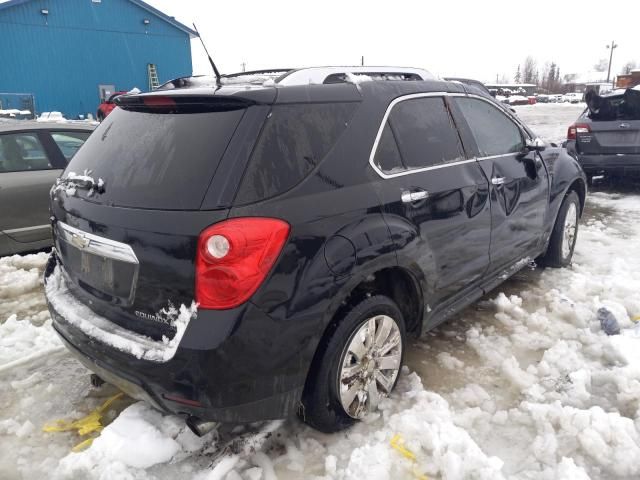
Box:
44, 67, 586, 434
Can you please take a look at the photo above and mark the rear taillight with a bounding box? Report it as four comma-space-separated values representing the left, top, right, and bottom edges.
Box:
196, 218, 290, 310
567, 123, 590, 140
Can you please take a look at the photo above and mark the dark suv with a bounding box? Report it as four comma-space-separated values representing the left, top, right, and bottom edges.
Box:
44, 67, 586, 434
566, 88, 640, 181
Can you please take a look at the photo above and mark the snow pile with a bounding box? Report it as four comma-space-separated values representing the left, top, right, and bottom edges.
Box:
45, 266, 196, 362
0, 252, 50, 323
38, 112, 66, 122
53, 170, 105, 197
344, 72, 374, 85
55, 402, 209, 477
0, 253, 61, 371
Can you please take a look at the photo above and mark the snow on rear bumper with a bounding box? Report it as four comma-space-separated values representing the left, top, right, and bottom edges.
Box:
44, 255, 196, 363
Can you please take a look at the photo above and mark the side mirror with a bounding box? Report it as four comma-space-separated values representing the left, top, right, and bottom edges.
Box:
526, 137, 546, 152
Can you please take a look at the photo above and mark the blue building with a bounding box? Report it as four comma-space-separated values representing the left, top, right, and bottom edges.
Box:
0, 0, 196, 118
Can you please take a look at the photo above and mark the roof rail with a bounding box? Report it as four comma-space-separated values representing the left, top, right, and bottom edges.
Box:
157, 66, 437, 91
276, 66, 436, 86
222, 69, 294, 79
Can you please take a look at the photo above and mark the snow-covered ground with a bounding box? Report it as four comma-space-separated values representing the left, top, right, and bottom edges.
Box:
513, 103, 584, 145
2, 104, 640, 480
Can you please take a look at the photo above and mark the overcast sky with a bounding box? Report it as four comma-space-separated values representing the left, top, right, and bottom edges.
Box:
147, 0, 638, 83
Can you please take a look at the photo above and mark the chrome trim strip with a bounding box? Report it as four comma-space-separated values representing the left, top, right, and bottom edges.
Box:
368, 91, 531, 179
476, 153, 516, 161
5, 224, 49, 234
368, 92, 481, 179
56, 222, 139, 265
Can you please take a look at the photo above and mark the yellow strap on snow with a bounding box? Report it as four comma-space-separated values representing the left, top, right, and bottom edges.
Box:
71, 437, 97, 453
390, 434, 429, 480
43, 392, 124, 437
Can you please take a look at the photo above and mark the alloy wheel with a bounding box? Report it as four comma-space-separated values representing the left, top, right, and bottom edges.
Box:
338, 314, 402, 419
562, 202, 578, 259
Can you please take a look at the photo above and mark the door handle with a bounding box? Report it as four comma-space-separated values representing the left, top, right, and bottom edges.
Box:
401, 190, 429, 203
491, 176, 506, 186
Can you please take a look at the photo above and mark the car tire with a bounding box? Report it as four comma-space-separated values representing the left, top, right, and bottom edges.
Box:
299, 295, 406, 433
540, 191, 580, 268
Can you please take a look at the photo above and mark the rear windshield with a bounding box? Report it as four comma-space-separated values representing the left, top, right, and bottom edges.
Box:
236, 102, 357, 204
64, 107, 245, 210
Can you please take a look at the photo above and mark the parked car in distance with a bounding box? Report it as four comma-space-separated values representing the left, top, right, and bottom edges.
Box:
507, 95, 530, 106
536, 94, 550, 103
0, 121, 94, 256
566, 88, 640, 181
44, 67, 586, 436
96, 91, 128, 121
563, 92, 583, 104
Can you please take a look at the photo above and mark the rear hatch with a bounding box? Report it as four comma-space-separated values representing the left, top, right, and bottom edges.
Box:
50, 93, 269, 341
578, 89, 640, 155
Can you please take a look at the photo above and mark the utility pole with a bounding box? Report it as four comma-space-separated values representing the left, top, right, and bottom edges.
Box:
361, 56, 364, 66
606, 40, 618, 83
241, 62, 246, 72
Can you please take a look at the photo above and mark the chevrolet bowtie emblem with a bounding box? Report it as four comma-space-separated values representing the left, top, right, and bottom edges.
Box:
71, 233, 90, 249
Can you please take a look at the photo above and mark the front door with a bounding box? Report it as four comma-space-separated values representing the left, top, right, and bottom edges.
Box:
451, 97, 549, 274
371, 95, 492, 309
0, 131, 62, 243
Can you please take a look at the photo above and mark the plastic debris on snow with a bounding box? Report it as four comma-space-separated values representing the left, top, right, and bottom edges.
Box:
45, 266, 196, 362
43, 392, 125, 452
597, 307, 620, 335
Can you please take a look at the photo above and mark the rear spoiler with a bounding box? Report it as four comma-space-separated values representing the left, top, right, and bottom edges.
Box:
114, 94, 256, 114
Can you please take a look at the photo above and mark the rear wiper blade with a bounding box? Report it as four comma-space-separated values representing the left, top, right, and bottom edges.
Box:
54, 170, 105, 197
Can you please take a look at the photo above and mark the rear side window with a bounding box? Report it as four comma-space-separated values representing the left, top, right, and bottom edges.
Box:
373, 124, 404, 174
236, 102, 357, 204
51, 131, 91, 161
373, 97, 464, 175
0, 133, 53, 172
64, 107, 245, 210
454, 98, 524, 156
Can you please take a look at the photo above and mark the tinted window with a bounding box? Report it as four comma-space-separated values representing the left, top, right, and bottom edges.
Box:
237, 102, 357, 203
0, 133, 52, 172
373, 123, 404, 174
454, 98, 524, 156
386, 97, 464, 170
64, 107, 245, 210
51, 131, 91, 161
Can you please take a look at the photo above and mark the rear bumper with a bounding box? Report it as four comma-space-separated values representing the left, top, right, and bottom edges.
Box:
576, 153, 640, 176
44, 254, 306, 423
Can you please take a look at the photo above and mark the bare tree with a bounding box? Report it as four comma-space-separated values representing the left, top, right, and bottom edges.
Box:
621, 61, 637, 74
522, 56, 537, 84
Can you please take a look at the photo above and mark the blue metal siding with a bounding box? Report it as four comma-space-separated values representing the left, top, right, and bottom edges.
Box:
0, 0, 193, 118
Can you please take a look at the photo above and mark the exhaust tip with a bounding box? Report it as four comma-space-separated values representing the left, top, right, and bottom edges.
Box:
186, 416, 219, 437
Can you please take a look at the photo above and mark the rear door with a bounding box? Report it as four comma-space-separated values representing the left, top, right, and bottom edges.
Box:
451, 96, 549, 273
371, 94, 491, 306
0, 131, 64, 244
